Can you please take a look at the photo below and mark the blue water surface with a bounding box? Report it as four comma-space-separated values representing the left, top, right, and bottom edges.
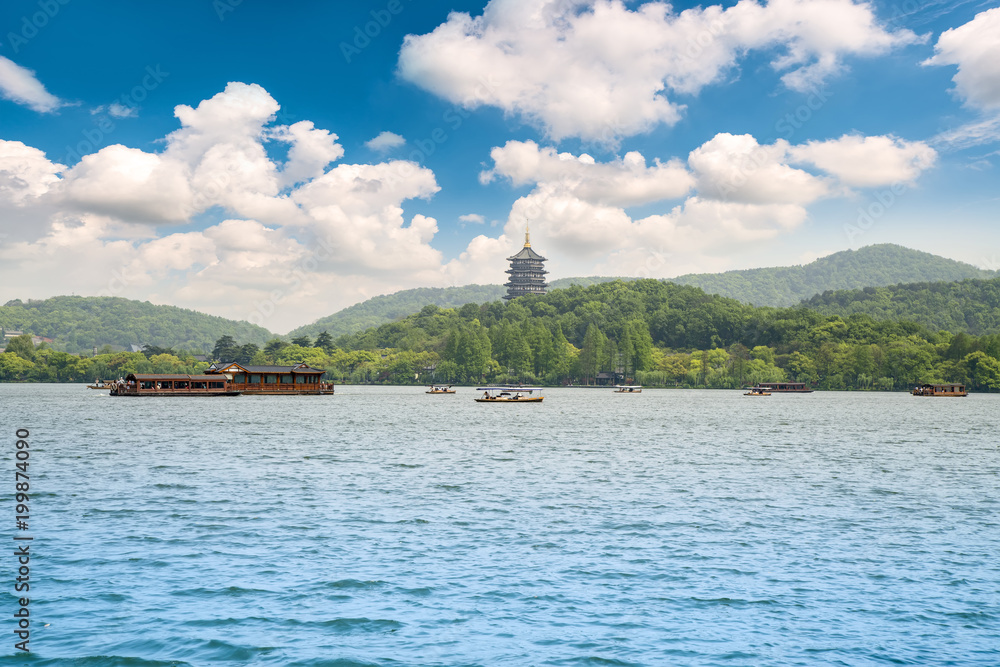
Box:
1, 384, 998, 665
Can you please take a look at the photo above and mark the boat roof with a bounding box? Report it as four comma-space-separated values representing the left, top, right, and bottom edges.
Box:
126, 374, 222, 381
476, 386, 543, 392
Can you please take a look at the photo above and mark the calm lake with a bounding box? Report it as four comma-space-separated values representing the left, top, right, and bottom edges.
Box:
2, 384, 998, 666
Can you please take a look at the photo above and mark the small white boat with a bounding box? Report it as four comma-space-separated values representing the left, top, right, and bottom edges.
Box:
613, 385, 642, 393
426, 384, 456, 394
474, 387, 544, 403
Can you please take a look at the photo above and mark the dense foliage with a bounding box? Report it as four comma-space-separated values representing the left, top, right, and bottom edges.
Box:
671, 244, 995, 307
322, 280, 1000, 391
0, 296, 275, 354
802, 277, 1000, 334
285, 277, 625, 340
5, 279, 1000, 391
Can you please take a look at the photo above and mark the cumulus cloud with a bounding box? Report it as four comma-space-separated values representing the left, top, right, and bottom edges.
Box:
924, 7, 1000, 111
399, 0, 919, 141
459, 213, 486, 224
451, 130, 937, 284
0, 83, 450, 332
0, 56, 64, 113
788, 134, 937, 186
365, 131, 406, 152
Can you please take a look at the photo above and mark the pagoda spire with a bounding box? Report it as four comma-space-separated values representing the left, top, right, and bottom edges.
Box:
524, 222, 531, 247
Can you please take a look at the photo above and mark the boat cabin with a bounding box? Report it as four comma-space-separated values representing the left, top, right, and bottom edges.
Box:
475, 387, 544, 403
912, 383, 967, 397
754, 382, 813, 393
112, 374, 236, 396
206, 362, 334, 395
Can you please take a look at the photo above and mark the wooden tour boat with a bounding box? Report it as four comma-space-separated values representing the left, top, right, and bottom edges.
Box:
911, 383, 967, 397
205, 362, 335, 395
105, 374, 240, 397
751, 382, 813, 393
475, 387, 544, 403
613, 385, 642, 393
426, 385, 456, 394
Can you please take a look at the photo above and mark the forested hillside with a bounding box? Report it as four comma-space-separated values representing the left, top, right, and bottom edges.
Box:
802, 277, 1000, 334
0, 296, 274, 354
289, 245, 993, 339
671, 244, 994, 306
286, 276, 626, 340
5, 280, 1000, 390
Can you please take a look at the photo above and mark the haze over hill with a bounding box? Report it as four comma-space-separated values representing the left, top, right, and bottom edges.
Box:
288, 245, 995, 340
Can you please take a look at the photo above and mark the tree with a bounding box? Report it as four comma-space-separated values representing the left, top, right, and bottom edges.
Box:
291, 335, 312, 348
5, 334, 35, 362
236, 343, 259, 364
263, 338, 290, 361
212, 335, 239, 361
579, 324, 606, 384
314, 331, 334, 351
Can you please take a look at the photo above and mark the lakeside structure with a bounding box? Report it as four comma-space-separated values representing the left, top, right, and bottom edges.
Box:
912, 383, 968, 397
205, 362, 335, 395
109, 374, 238, 396
504, 227, 548, 301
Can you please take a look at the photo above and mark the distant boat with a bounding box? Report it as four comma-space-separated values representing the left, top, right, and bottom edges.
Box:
911, 383, 967, 397
426, 385, 456, 394
750, 382, 813, 393
744, 386, 771, 396
613, 385, 642, 393
475, 387, 544, 403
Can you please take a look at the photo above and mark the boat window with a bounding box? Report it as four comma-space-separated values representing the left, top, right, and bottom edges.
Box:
175, 381, 189, 389
209, 381, 225, 389
192, 382, 207, 389
140, 381, 153, 390
233, 373, 246, 383
281, 374, 293, 384
265, 374, 277, 384
250, 374, 261, 383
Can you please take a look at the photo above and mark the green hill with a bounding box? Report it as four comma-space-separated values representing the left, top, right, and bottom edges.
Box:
670, 244, 994, 306
0, 296, 275, 354
290, 244, 993, 339
802, 277, 1000, 334
286, 276, 627, 340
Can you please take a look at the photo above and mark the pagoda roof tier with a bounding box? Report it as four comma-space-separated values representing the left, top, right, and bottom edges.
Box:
507, 245, 546, 261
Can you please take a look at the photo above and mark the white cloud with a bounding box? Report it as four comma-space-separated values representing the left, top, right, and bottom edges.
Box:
270, 120, 345, 188
459, 213, 486, 224
0, 140, 64, 205
788, 134, 937, 187
688, 133, 829, 204
365, 131, 406, 152
924, 7, 1000, 111
108, 102, 138, 118
399, 0, 919, 141
481, 140, 694, 206
0, 56, 63, 113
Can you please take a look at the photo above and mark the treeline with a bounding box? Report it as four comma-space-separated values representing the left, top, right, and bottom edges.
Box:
327, 280, 1000, 391
4, 280, 1000, 390
803, 277, 1000, 335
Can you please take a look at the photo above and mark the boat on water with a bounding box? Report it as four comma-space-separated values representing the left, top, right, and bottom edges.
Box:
613, 385, 642, 393
911, 383, 967, 397
426, 384, 456, 394
750, 382, 813, 393
475, 387, 544, 403
205, 362, 334, 395
102, 373, 240, 397
744, 387, 771, 396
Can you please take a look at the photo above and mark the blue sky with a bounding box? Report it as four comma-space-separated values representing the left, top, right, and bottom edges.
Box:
1, 0, 998, 332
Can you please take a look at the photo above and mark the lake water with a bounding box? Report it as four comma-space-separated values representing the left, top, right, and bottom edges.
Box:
2, 384, 998, 666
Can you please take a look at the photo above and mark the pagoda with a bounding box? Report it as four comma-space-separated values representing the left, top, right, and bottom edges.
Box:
504, 226, 548, 301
